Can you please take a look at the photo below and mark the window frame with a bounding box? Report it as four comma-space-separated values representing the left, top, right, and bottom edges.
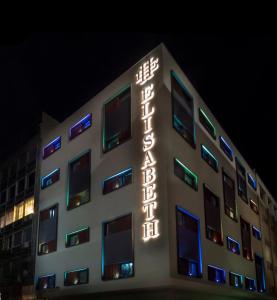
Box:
219, 136, 233, 161
174, 158, 198, 191
200, 144, 218, 172
42, 137, 61, 160
199, 108, 216, 139
103, 168, 132, 195
41, 168, 60, 190
65, 227, 90, 248
222, 170, 237, 222
64, 268, 89, 286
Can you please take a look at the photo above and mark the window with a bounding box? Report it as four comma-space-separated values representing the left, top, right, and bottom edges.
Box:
176, 206, 202, 278
27, 172, 35, 191
227, 236, 240, 255
43, 137, 61, 159
171, 71, 195, 147
18, 152, 26, 171
8, 185, 16, 201
13, 231, 22, 247
219, 136, 233, 161
236, 158, 248, 203
38, 205, 58, 255
0, 214, 5, 229
255, 254, 266, 293
222, 171, 237, 221
208, 265, 226, 284
245, 277, 256, 291
5, 209, 14, 226
37, 274, 56, 290
17, 178, 25, 195
23, 226, 32, 244
0, 190, 7, 204
199, 108, 216, 139
204, 185, 223, 245
102, 214, 133, 280
103, 168, 132, 195
201, 144, 218, 172
67, 151, 90, 210
66, 227, 89, 248
250, 199, 259, 214
41, 169, 60, 190
69, 113, 92, 140
174, 158, 198, 191
103, 87, 131, 152
240, 217, 252, 261
252, 226, 262, 240
64, 268, 89, 286
247, 173, 257, 190
24, 197, 34, 216
28, 146, 37, 165
229, 272, 243, 288
14, 201, 24, 221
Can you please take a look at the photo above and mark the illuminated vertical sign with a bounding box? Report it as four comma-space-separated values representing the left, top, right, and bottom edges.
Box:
136, 57, 160, 242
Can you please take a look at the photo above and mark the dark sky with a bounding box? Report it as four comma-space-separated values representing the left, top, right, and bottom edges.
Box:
0, 32, 276, 198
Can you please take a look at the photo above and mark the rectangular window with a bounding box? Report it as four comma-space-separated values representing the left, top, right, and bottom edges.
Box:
14, 201, 24, 221
227, 236, 240, 255
69, 113, 92, 140
208, 265, 226, 284
204, 185, 223, 245
236, 158, 248, 203
240, 217, 252, 261
252, 226, 262, 240
37, 274, 56, 290
43, 137, 61, 159
27, 172, 36, 191
255, 254, 266, 293
65, 227, 89, 248
174, 158, 198, 191
64, 268, 89, 286
250, 199, 259, 214
13, 230, 23, 247
38, 205, 58, 255
222, 171, 237, 221
247, 173, 257, 190
219, 136, 233, 161
67, 151, 90, 210
103, 87, 131, 152
176, 206, 202, 278
245, 277, 256, 291
24, 197, 34, 216
103, 214, 134, 280
41, 169, 60, 190
0, 190, 6, 204
199, 108, 216, 139
229, 272, 243, 288
8, 185, 16, 202
17, 178, 25, 195
171, 72, 195, 147
5, 209, 14, 226
201, 144, 218, 172
103, 168, 132, 195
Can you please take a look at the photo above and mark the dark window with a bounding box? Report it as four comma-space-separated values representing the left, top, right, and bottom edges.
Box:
13, 231, 22, 247
204, 185, 223, 245
201, 144, 218, 172
66, 227, 89, 248
8, 185, 16, 201
69, 113, 92, 140
174, 158, 198, 191
18, 152, 26, 171
103, 87, 131, 152
199, 108, 216, 139
28, 146, 37, 165
41, 169, 60, 190
240, 217, 252, 261
245, 277, 256, 291
208, 265, 226, 284
219, 136, 233, 161
103, 168, 132, 195
17, 178, 25, 194
176, 206, 202, 278
222, 171, 237, 221
229, 272, 243, 288
43, 137, 61, 159
236, 158, 248, 203
250, 199, 259, 214
252, 226, 262, 240
64, 268, 89, 286
23, 226, 32, 244
67, 151, 90, 210
27, 172, 35, 190
38, 205, 58, 255
255, 254, 266, 293
227, 236, 240, 255
0, 190, 7, 204
103, 214, 134, 280
37, 274, 56, 290
171, 72, 195, 147
247, 173, 257, 190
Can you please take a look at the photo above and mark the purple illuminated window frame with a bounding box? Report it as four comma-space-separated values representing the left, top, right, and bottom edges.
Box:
69, 114, 92, 140
43, 137, 61, 159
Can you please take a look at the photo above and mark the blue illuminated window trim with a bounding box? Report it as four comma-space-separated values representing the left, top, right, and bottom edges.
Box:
255, 254, 266, 293
207, 265, 226, 284
103, 168, 132, 195
201, 144, 218, 172
229, 272, 243, 289
247, 173, 257, 191
69, 113, 92, 140
219, 136, 233, 161
226, 236, 240, 255
245, 277, 256, 291
252, 226, 262, 240
41, 168, 60, 190
43, 136, 61, 159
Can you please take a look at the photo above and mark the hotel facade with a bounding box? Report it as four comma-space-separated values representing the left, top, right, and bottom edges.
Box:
35, 44, 277, 299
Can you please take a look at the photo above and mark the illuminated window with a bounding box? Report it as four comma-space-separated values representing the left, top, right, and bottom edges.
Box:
255, 254, 266, 293
69, 113, 92, 140
236, 158, 248, 203
64, 268, 89, 286
229, 272, 243, 288
208, 265, 226, 284
67, 151, 90, 210
201, 144, 218, 172
199, 108, 216, 139
219, 136, 233, 161
252, 226, 262, 240
247, 173, 257, 191
43, 137, 61, 159
103, 168, 132, 195
41, 169, 60, 190
171, 72, 195, 147
245, 277, 256, 291
103, 87, 131, 152
102, 214, 134, 280
0, 214, 5, 229
24, 197, 34, 216
37, 274, 56, 290
176, 206, 202, 278
14, 201, 24, 221
240, 217, 252, 261
226, 236, 240, 255
174, 158, 198, 191
222, 171, 237, 221
5, 208, 14, 226
250, 199, 259, 214
65, 227, 89, 248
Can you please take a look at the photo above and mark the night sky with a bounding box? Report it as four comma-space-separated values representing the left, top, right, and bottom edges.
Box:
0, 32, 276, 198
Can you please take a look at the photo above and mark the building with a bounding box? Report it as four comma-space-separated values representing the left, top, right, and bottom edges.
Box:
0, 135, 40, 299
35, 44, 277, 300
